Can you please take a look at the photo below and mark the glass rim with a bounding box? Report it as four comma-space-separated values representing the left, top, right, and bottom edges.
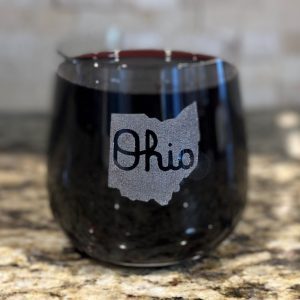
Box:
58, 48, 237, 73
57, 49, 239, 93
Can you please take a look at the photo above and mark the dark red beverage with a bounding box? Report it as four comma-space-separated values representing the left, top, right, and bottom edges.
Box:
48, 50, 247, 266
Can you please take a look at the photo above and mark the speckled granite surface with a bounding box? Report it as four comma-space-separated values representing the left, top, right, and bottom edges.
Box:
0, 110, 300, 300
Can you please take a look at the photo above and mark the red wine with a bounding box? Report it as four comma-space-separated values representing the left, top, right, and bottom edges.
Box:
48, 51, 247, 266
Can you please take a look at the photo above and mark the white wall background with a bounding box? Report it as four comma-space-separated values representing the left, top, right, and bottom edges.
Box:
0, 0, 300, 112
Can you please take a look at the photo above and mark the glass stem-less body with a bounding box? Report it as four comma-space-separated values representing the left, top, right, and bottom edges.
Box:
48, 50, 247, 266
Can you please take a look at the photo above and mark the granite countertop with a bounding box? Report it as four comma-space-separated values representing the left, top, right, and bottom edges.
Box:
0, 110, 300, 300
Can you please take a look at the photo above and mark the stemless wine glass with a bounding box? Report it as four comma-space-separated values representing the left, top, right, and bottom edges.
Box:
47, 49, 247, 267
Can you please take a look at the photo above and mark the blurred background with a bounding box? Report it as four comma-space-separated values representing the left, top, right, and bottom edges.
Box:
0, 0, 300, 113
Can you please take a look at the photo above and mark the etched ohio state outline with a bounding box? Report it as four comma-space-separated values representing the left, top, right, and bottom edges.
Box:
108, 102, 200, 206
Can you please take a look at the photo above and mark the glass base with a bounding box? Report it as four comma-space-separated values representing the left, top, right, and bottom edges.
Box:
97, 254, 204, 268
